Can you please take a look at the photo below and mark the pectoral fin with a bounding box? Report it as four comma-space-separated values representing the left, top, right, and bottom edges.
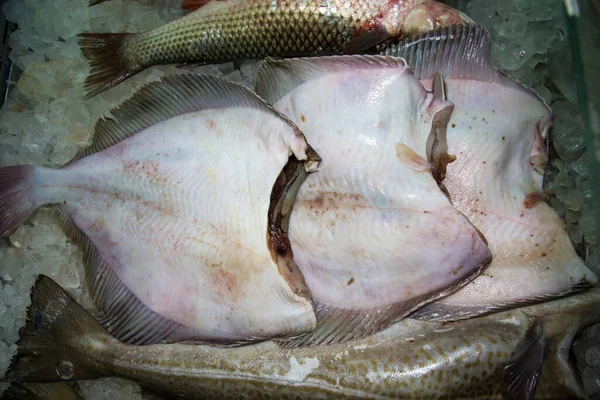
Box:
502, 323, 547, 400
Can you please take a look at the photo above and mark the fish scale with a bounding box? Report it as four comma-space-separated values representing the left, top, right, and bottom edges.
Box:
79, 0, 470, 97
130, 1, 363, 64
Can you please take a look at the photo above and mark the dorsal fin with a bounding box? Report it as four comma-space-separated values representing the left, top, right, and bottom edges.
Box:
383, 24, 498, 81
383, 24, 541, 96
255, 55, 409, 106
55, 206, 204, 345
69, 73, 285, 164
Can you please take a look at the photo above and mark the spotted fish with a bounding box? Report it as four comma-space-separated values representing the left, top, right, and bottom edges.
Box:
3, 275, 599, 399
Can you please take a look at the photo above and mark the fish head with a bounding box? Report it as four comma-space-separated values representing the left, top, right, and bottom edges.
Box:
383, 0, 473, 38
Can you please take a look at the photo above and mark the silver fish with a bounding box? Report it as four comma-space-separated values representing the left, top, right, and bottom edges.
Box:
253, 54, 491, 347
0, 73, 320, 345
79, 0, 470, 97
382, 24, 598, 321
3, 275, 600, 399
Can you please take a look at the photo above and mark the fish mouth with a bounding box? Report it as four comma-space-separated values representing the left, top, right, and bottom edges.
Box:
267, 145, 321, 302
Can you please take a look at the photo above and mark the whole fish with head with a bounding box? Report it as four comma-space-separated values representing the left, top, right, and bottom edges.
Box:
0, 73, 321, 345
253, 55, 491, 347
381, 24, 598, 322
78, 0, 471, 98
3, 275, 599, 399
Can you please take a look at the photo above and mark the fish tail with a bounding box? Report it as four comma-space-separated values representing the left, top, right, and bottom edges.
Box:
3, 276, 107, 383
78, 33, 140, 99
0, 165, 38, 237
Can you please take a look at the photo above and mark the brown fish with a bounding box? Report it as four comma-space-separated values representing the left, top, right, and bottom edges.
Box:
78, 0, 470, 98
3, 275, 599, 399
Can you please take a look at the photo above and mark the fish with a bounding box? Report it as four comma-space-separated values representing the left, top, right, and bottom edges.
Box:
78, 0, 471, 98
0, 383, 83, 400
4, 275, 600, 399
381, 24, 598, 321
253, 55, 492, 347
0, 73, 321, 345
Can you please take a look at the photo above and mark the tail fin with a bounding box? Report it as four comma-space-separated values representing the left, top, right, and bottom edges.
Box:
0, 165, 36, 237
3, 276, 107, 383
78, 33, 140, 99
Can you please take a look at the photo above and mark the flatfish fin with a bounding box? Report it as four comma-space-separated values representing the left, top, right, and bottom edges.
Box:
256, 55, 409, 106
502, 323, 547, 400
70, 73, 288, 163
278, 260, 486, 348
411, 279, 594, 322
56, 206, 203, 345
383, 24, 543, 100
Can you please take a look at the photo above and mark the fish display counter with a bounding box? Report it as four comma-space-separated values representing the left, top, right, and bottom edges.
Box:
0, 0, 598, 399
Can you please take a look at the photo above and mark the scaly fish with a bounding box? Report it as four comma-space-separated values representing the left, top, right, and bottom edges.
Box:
78, 0, 471, 98
254, 55, 491, 347
4, 275, 600, 399
382, 24, 598, 321
0, 73, 321, 345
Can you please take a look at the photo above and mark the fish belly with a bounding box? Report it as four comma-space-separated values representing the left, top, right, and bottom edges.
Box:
53, 108, 315, 341
277, 68, 490, 312
415, 79, 597, 318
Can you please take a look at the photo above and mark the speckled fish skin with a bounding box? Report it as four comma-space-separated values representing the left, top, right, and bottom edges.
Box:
78, 0, 470, 97
0, 74, 320, 346
254, 55, 491, 347
5, 276, 600, 399
382, 24, 598, 322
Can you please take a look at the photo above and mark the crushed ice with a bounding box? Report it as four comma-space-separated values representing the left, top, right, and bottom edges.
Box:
0, 0, 597, 397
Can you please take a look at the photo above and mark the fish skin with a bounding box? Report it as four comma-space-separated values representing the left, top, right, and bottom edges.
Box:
4, 276, 600, 399
382, 24, 598, 322
0, 74, 319, 345
78, 0, 470, 97
254, 55, 491, 346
